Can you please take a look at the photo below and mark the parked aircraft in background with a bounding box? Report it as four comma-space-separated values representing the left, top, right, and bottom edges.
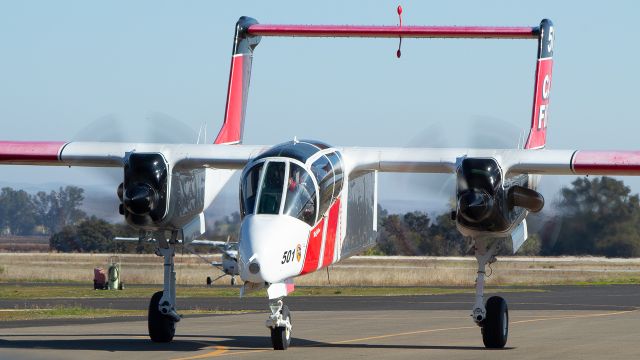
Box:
114, 236, 239, 285
3, 14, 640, 351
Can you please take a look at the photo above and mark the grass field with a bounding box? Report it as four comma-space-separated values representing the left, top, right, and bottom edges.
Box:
0, 252, 639, 287
0, 284, 542, 300
0, 306, 256, 322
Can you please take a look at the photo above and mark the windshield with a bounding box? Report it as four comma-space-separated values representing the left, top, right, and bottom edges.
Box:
241, 160, 319, 225
240, 162, 264, 216
284, 163, 317, 226
257, 162, 286, 214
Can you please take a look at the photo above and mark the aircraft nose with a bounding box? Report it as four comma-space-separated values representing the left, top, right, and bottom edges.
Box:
238, 214, 310, 284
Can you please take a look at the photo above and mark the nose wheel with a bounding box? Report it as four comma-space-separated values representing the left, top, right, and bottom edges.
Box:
266, 299, 292, 350
481, 296, 509, 348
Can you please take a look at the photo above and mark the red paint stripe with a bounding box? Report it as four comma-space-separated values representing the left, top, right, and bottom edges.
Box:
301, 217, 324, 275
248, 24, 537, 39
572, 151, 640, 175
525, 58, 553, 149
215, 55, 245, 144
0, 141, 66, 163
322, 198, 341, 268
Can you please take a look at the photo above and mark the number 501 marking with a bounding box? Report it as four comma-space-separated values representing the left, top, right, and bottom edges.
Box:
281, 249, 295, 264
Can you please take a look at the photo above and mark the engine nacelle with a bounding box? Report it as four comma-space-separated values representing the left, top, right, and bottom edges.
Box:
455, 157, 544, 234
120, 152, 170, 227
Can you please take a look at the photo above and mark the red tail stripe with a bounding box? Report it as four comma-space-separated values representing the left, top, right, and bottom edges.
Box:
215, 55, 245, 144
525, 58, 552, 149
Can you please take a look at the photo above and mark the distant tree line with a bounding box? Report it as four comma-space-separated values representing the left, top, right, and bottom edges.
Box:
370, 208, 541, 256
544, 176, 640, 257
1, 177, 640, 257
0, 186, 87, 236
370, 176, 640, 257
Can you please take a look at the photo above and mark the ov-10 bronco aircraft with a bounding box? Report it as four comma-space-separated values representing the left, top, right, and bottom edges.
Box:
2, 15, 640, 351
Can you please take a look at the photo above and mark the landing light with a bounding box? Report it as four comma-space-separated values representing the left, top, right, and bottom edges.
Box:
249, 262, 261, 274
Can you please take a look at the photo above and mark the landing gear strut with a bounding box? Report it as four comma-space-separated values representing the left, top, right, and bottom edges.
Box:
148, 231, 180, 342
266, 298, 292, 350
472, 238, 508, 348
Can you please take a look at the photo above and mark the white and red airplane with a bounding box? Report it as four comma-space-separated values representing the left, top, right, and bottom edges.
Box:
2, 15, 640, 350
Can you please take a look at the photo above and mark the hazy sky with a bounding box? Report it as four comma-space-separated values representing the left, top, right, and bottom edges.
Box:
1, 1, 640, 209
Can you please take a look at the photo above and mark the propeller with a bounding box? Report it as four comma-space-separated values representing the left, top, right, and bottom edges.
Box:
71, 114, 127, 184
381, 117, 522, 255
73, 112, 199, 144
394, 116, 522, 209
71, 112, 200, 218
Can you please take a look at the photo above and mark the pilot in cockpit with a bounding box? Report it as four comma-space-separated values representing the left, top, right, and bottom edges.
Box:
286, 165, 316, 224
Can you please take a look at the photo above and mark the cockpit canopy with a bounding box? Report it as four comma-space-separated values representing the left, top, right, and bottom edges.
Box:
240, 140, 344, 226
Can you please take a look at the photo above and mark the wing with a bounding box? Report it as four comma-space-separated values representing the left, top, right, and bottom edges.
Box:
4, 141, 640, 177
0, 141, 268, 169
341, 147, 640, 176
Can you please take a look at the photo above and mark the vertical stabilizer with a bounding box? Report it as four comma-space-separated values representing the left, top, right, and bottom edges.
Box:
525, 19, 554, 149
214, 17, 261, 145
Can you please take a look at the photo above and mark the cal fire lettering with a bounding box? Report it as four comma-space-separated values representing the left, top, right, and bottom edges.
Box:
525, 19, 554, 149
538, 74, 551, 130
533, 60, 552, 132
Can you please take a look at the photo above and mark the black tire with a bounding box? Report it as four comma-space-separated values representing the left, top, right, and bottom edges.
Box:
148, 291, 176, 343
270, 305, 292, 350
119, 282, 124, 290
482, 296, 509, 348
230, 277, 236, 286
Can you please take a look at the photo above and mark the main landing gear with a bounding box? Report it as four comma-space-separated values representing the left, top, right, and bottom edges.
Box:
266, 298, 292, 350
472, 238, 509, 348
148, 231, 181, 343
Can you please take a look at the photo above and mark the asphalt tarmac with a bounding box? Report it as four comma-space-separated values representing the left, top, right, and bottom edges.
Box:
0, 285, 638, 359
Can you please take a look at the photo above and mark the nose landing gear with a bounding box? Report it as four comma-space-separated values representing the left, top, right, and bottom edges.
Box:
266, 298, 292, 350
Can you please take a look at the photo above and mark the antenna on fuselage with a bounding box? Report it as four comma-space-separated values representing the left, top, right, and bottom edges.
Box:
197, 124, 203, 144
518, 129, 526, 149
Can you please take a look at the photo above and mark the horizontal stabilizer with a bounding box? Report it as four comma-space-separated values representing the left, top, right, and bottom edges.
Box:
247, 24, 539, 39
